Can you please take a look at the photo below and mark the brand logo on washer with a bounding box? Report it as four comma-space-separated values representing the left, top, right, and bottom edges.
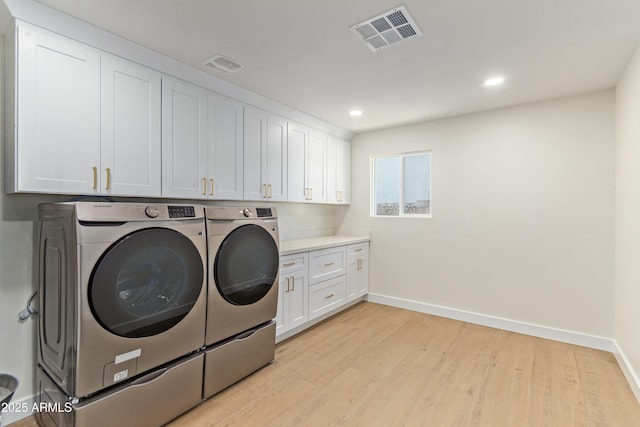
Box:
93, 204, 113, 208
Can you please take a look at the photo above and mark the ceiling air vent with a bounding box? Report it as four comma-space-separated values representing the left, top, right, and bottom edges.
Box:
350, 6, 422, 52
204, 54, 243, 73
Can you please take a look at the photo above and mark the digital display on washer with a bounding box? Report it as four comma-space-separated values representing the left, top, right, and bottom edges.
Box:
256, 208, 273, 218
168, 206, 196, 218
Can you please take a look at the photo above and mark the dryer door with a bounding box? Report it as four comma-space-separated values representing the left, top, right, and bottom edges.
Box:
214, 224, 279, 305
89, 228, 204, 338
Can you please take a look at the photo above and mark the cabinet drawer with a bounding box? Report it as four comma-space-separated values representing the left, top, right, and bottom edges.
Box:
280, 252, 308, 274
309, 276, 345, 320
347, 242, 369, 258
309, 246, 346, 284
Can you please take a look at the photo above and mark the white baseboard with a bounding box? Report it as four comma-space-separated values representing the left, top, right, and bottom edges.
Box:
613, 340, 640, 403
365, 292, 615, 352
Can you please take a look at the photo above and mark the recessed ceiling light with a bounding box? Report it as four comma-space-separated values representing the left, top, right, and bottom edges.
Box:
350, 110, 363, 117
484, 76, 505, 87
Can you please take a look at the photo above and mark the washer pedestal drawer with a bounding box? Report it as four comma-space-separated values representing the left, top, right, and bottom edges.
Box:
36, 353, 204, 427
203, 321, 275, 399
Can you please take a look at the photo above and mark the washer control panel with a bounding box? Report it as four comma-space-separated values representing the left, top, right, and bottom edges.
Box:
256, 208, 273, 218
167, 205, 196, 218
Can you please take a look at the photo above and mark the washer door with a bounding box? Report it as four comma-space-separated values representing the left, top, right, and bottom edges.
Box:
214, 224, 279, 305
89, 228, 204, 338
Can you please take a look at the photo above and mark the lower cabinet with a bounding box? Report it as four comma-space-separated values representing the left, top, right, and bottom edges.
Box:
309, 276, 346, 320
276, 253, 309, 336
346, 242, 369, 301
277, 241, 369, 339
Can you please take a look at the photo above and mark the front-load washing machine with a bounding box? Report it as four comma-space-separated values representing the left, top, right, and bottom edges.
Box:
38, 202, 207, 399
203, 206, 279, 398
204, 206, 279, 345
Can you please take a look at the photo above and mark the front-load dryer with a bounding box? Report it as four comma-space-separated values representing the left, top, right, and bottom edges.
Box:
205, 206, 279, 345
38, 202, 207, 399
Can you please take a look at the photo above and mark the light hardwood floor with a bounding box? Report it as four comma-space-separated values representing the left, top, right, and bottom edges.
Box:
12, 302, 640, 426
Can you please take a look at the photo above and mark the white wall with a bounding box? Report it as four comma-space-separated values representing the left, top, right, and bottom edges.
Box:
338, 91, 615, 338
615, 45, 640, 397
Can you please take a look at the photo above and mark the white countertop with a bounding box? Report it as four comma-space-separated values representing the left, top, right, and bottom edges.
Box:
279, 235, 369, 255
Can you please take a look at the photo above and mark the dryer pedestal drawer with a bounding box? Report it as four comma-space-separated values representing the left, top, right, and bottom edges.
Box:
203, 321, 275, 399
309, 276, 346, 320
36, 353, 203, 427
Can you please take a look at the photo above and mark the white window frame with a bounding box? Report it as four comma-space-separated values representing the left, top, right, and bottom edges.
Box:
370, 150, 432, 218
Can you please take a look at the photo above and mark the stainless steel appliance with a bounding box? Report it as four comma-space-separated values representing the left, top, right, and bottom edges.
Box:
203, 206, 279, 398
37, 202, 207, 419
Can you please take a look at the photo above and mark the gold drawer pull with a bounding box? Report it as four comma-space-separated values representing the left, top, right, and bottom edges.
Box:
283, 262, 296, 267
324, 293, 334, 299
324, 262, 334, 267
354, 248, 363, 252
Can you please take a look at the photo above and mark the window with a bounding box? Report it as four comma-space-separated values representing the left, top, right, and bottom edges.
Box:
371, 151, 431, 217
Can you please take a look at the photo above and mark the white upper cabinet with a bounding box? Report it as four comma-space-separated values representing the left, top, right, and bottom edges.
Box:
287, 123, 327, 204
161, 76, 208, 199
243, 107, 288, 201
101, 54, 161, 197
8, 23, 162, 196
265, 114, 288, 201
8, 24, 101, 194
207, 93, 244, 200
243, 107, 267, 200
287, 121, 309, 203
326, 136, 351, 204
308, 129, 327, 203
6, 22, 349, 202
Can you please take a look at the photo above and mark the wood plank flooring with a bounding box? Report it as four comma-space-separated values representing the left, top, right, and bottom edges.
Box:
170, 302, 640, 426
11, 302, 640, 426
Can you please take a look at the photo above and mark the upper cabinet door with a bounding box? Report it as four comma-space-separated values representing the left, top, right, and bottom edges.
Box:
101, 55, 161, 197
266, 115, 288, 202
208, 93, 244, 200
161, 77, 208, 199
243, 107, 268, 201
12, 24, 100, 194
287, 121, 308, 203
327, 136, 351, 204
308, 129, 327, 203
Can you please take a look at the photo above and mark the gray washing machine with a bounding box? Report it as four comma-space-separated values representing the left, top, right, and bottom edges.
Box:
203, 206, 279, 398
38, 202, 207, 400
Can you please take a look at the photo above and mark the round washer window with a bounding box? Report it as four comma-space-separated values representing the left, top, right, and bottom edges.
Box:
89, 228, 204, 338
214, 224, 279, 306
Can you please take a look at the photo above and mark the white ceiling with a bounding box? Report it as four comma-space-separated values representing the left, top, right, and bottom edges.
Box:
23, 0, 640, 133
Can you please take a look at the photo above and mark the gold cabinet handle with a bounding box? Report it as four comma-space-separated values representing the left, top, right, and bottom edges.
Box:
324, 293, 334, 299
105, 168, 111, 191
355, 248, 363, 252
210, 178, 214, 196
92, 166, 97, 190
324, 262, 334, 267
262, 184, 267, 198
285, 277, 290, 292
268, 184, 273, 198
283, 261, 296, 267
202, 178, 207, 195
291, 276, 295, 291
310, 187, 313, 200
